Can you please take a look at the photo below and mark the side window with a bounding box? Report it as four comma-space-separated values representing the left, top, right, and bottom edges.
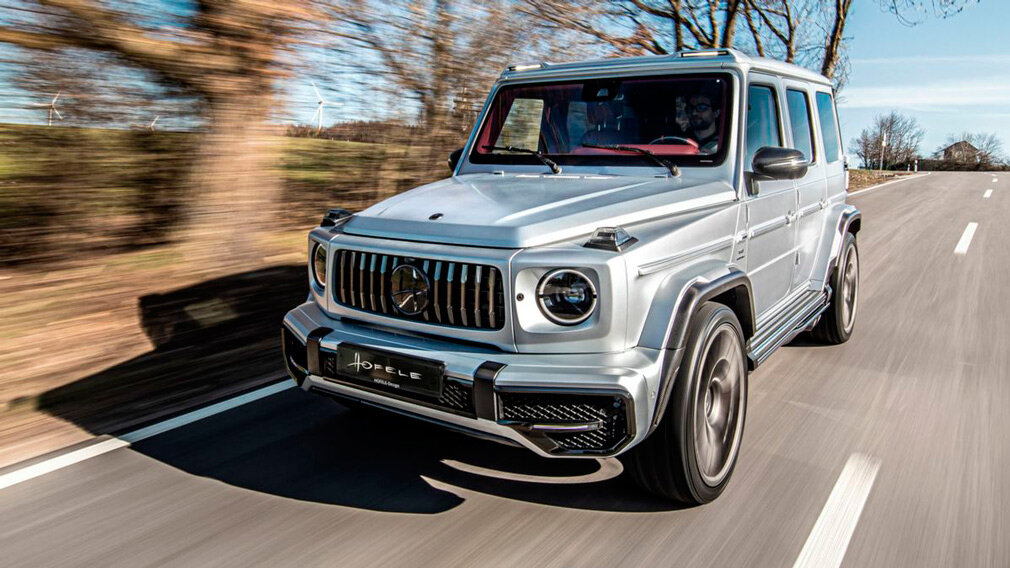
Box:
746, 85, 782, 168
815, 92, 841, 163
786, 89, 816, 163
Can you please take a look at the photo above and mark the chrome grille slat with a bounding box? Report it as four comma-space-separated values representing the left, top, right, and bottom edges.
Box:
474, 265, 482, 328
379, 255, 389, 314
488, 269, 496, 329
357, 253, 366, 308
348, 251, 358, 308
422, 260, 431, 321
368, 254, 378, 312
333, 250, 503, 330
337, 250, 348, 304
460, 263, 468, 327
446, 262, 456, 325
433, 261, 443, 323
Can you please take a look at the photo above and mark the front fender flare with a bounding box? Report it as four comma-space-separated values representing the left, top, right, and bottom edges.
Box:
639, 265, 755, 433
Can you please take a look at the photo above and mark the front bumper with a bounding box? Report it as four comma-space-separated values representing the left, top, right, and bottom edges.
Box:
282, 301, 666, 458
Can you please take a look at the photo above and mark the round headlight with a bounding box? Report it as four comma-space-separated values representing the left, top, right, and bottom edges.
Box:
312, 244, 327, 287
536, 269, 598, 325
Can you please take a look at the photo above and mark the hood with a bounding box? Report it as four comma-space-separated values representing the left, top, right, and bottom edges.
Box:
343, 172, 736, 248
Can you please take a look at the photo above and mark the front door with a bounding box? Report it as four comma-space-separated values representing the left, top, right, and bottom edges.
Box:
743, 79, 796, 318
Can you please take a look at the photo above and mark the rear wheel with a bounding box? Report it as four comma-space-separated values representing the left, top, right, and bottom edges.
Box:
812, 233, 859, 344
622, 302, 748, 504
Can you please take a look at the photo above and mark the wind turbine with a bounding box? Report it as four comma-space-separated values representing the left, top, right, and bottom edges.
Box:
33, 91, 63, 126
309, 80, 334, 133
129, 115, 160, 131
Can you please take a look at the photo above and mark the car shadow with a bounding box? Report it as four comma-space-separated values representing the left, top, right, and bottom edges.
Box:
130, 388, 683, 514
36, 264, 308, 434
35, 265, 683, 514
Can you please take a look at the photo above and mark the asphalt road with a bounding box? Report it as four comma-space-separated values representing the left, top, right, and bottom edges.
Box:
1, 171, 1007, 567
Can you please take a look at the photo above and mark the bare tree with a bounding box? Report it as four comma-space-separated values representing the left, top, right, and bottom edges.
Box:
523, 0, 977, 87
334, 0, 581, 140
849, 111, 924, 169
881, 0, 980, 26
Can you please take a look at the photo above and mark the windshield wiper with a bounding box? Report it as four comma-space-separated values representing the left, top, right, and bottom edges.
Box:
484, 145, 562, 174
581, 143, 681, 177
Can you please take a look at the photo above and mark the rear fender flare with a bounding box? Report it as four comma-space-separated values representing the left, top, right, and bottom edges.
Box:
820, 206, 861, 285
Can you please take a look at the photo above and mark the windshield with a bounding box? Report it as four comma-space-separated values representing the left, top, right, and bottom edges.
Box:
470, 74, 732, 169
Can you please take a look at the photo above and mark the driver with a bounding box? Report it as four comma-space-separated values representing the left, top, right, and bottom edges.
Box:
686, 89, 721, 154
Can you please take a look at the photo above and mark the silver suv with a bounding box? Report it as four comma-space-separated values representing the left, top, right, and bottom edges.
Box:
281, 49, 860, 504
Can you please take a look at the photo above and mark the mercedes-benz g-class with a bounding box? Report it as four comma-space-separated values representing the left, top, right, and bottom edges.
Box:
282, 49, 861, 503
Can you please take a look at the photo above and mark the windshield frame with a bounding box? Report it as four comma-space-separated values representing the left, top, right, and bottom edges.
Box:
466, 72, 736, 171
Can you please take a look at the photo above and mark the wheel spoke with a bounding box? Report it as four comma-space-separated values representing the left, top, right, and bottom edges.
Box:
692, 319, 747, 487
705, 423, 722, 473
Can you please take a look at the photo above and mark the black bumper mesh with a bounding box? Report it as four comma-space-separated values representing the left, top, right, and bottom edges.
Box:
497, 391, 631, 453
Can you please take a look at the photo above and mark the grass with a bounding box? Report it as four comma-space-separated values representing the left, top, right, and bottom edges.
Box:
847, 168, 918, 192
0, 123, 450, 265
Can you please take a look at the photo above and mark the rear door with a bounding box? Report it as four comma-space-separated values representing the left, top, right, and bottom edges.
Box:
743, 77, 796, 317
783, 83, 825, 289
811, 90, 847, 286
814, 90, 847, 207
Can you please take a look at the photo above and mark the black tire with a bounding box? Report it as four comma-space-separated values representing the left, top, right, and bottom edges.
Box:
622, 302, 748, 504
812, 233, 859, 345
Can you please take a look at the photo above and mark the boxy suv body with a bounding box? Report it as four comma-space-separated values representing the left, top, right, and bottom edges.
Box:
282, 49, 861, 503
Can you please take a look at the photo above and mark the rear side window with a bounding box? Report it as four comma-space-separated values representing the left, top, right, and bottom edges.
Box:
746, 85, 782, 168
786, 89, 815, 163
815, 92, 841, 163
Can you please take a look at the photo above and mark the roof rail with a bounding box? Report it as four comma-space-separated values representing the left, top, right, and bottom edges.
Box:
679, 49, 732, 58
507, 63, 545, 72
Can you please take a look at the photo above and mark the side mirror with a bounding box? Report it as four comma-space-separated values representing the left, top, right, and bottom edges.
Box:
752, 147, 809, 180
447, 148, 463, 174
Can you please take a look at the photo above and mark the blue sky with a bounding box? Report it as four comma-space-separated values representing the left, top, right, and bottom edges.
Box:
839, 1, 1007, 155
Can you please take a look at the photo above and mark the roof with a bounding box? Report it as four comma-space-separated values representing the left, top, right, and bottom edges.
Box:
943, 140, 978, 152
499, 48, 833, 87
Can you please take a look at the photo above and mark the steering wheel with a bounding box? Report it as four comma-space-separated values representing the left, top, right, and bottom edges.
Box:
647, 135, 699, 147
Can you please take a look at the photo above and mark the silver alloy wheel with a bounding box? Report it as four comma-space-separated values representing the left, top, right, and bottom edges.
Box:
693, 323, 746, 487
840, 244, 859, 334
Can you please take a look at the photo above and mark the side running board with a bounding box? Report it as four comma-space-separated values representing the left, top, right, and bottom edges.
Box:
747, 288, 830, 368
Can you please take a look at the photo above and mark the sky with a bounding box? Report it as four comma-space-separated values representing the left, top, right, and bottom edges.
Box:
839, 1, 1009, 156
3, 1, 1007, 159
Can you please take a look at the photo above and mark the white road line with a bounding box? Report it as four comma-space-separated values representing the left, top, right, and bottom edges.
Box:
792, 453, 881, 568
848, 172, 930, 197
0, 438, 129, 491
0, 381, 293, 491
954, 222, 979, 255
984, 189, 993, 199
121, 381, 293, 443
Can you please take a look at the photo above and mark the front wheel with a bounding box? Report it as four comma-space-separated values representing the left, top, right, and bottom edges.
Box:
812, 233, 859, 344
622, 302, 748, 504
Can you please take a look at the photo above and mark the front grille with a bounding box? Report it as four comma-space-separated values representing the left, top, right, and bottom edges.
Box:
318, 349, 475, 417
332, 250, 505, 331
498, 391, 631, 453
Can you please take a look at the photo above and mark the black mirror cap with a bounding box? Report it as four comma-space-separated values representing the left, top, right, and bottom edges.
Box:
447, 148, 464, 174
752, 147, 809, 180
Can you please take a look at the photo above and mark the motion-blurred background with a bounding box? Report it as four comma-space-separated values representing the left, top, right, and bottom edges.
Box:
0, 0, 985, 464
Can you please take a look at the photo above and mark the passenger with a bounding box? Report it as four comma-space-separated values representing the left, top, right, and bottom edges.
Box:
686, 90, 721, 153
